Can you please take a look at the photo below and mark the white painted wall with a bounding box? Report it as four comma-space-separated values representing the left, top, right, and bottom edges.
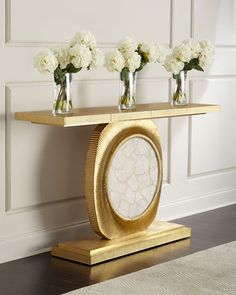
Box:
0, 0, 235, 263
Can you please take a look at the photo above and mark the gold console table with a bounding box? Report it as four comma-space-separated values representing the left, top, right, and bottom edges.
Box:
16, 102, 219, 265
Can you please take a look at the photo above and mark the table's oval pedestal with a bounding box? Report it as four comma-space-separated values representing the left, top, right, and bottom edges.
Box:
52, 120, 191, 265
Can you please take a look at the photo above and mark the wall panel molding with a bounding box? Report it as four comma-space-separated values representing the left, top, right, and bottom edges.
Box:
187, 76, 236, 178
5, 0, 171, 48
4, 0, 11, 44
0, 219, 88, 263
5, 40, 119, 49
169, 0, 174, 48
5, 77, 170, 87
158, 187, 236, 221
4, 84, 84, 214
191, 0, 236, 48
190, 0, 194, 38
5, 86, 11, 212
188, 166, 236, 180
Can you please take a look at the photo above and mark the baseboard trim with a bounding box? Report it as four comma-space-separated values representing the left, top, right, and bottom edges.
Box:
158, 188, 236, 221
0, 221, 89, 264
0, 189, 235, 263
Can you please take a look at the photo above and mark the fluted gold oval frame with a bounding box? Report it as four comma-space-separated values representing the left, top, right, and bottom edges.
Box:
85, 120, 163, 239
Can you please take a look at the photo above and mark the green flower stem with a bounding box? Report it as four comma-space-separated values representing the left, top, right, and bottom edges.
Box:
120, 79, 132, 104
53, 82, 72, 114
119, 69, 136, 109
172, 72, 187, 105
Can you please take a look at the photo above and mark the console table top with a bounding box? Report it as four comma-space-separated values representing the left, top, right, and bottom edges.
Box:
15, 102, 220, 127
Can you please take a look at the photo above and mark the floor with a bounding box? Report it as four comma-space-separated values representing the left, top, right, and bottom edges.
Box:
0, 204, 236, 295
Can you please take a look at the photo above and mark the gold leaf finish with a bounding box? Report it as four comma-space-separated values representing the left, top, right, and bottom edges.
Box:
85, 120, 163, 239
15, 102, 220, 127
16, 103, 219, 264
52, 221, 191, 265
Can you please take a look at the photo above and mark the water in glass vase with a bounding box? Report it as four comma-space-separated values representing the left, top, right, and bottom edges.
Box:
119, 70, 137, 111
53, 73, 73, 115
171, 70, 188, 106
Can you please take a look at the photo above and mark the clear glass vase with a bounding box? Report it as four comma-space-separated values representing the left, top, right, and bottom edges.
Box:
171, 70, 188, 106
53, 73, 73, 115
119, 70, 137, 111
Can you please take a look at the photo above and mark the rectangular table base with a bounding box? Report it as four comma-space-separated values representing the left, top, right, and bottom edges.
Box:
51, 221, 191, 265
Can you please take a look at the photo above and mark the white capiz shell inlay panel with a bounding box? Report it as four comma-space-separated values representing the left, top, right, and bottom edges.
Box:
107, 137, 159, 219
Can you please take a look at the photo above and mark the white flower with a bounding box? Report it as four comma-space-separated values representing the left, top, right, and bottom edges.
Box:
164, 54, 184, 74
199, 48, 214, 68
118, 37, 138, 55
199, 40, 215, 53
105, 51, 125, 72
198, 40, 215, 68
70, 31, 96, 49
140, 42, 166, 64
162, 39, 214, 74
154, 44, 166, 64
90, 48, 104, 69
173, 43, 193, 63
183, 39, 202, 58
199, 54, 213, 68
51, 46, 71, 69
125, 51, 141, 72
69, 44, 92, 69
34, 50, 58, 74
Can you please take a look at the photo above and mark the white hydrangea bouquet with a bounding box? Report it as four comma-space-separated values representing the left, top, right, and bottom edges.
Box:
164, 39, 215, 105
34, 32, 104, 115
105, 37, 165, 110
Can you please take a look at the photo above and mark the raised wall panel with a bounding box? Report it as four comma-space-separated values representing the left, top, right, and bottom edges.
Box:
172, 0, 191, 45
189, 78, 236, 176
0, 197, 88, 240
193, 0, 236, 46
8, 0, 171, 45
8, 84, 92, 210
7, 79, 169, 210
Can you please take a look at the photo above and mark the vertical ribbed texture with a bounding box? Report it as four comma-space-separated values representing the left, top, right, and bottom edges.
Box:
85, 120, 163, 239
